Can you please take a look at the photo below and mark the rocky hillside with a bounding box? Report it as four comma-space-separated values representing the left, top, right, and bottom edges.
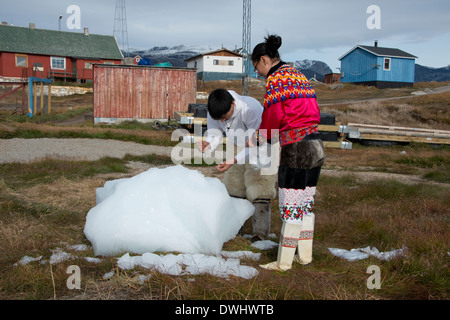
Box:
415, 64, 450, 82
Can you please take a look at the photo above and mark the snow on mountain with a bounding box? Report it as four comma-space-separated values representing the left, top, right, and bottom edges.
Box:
126, 45, 214, 67
143, 45, 214, 55
294, 59, 333, 81
295, 59, 314, 70
127, 46, 335, 80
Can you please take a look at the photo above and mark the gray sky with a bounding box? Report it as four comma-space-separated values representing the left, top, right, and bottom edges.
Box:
2, 0, 450, 71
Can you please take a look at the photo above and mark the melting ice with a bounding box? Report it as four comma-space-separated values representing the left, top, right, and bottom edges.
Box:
84, 165, 254, 257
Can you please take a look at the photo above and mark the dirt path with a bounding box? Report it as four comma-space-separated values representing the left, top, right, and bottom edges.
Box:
2, 137, 446, 187
0, 138, 173, 163
320, 169, 446, 186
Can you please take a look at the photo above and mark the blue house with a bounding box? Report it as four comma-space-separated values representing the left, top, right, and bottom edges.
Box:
338, 41, 417, 88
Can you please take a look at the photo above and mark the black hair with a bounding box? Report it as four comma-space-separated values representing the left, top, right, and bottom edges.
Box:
251, 34, 282, 63
207, 89, 234, 120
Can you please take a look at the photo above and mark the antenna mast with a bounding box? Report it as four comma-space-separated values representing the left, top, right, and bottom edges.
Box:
114, 0, 129, 55
242, 0, 251, 96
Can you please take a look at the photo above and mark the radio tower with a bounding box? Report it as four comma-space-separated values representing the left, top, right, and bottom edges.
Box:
242, 0, 251, 96
114, 0, 129, 55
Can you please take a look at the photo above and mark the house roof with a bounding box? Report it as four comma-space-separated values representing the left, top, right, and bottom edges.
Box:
185, 48, 242, 62
0, 24, 123, 60
339, 45, 417, 61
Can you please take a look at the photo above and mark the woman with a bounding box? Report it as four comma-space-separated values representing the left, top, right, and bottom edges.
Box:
252, 35, 325, 271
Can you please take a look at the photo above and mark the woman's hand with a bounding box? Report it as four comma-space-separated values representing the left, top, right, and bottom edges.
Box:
197, 141, 211, 153
246, 131, 258, 148
216, 158, 237, 172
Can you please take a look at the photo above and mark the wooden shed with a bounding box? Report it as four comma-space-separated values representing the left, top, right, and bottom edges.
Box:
93, 64, 197, 123
339, 41, 417, 88
324, 73, 341, 84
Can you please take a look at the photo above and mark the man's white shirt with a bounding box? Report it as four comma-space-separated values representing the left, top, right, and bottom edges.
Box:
205, 90, 263, 164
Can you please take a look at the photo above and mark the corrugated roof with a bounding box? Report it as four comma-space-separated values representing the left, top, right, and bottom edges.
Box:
0, 24, 123, 60
339, 45, 417, 60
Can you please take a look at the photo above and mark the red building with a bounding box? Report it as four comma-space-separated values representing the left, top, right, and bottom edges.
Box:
0, 23, 123, 82
324, 73, 341, 85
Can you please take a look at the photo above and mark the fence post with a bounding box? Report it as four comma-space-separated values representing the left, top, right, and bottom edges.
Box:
48, 84, 52, 114
28, 78, 32, 116
40, 82, 44, 113
33, 82, 37, 115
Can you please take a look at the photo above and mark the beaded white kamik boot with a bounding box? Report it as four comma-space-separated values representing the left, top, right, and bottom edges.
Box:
295, 213, 315, 265
260, 222, 302, 271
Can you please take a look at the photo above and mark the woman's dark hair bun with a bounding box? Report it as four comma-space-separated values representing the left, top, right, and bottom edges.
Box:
251, 34, 282, 62
265, 35, 282, 52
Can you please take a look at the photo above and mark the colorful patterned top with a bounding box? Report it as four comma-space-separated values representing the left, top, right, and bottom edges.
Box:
264, 64, 317, 108
258, 63, 321, 146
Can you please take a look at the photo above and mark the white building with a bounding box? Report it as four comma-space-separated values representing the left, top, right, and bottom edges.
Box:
185, 49, 243, 81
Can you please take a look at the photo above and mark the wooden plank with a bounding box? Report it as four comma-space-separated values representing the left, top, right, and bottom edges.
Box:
323, 141, 341, 148
359, 133, 450, 145
33, 83, 37, 115
193, 118, 207, 126
48, 84, 51, 114
40, 82, 44, 113
318, 124, 340, 132
357, 129, 450, 139
174, 112, 207, 125
348, 123, 450, 135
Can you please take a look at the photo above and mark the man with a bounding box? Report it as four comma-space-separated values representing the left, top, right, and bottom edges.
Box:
198, 89, 277, 241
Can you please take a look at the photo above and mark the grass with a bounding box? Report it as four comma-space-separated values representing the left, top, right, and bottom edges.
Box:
0, 81, 449, 300
324, 143, 450, 184
3, 106, 93, 124
0, 121, 177, 147
0, 157, 129, 189
1, 146, 448, 300
320, 90, 450, 130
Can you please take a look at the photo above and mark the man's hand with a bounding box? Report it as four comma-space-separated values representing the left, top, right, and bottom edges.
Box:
197, 141, 211, 153
216, 158, 237, 172
247, 131, 259, 148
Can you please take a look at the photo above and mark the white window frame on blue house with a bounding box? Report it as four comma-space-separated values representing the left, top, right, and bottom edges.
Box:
383, 58, 391, 71
51, 57, 66, 70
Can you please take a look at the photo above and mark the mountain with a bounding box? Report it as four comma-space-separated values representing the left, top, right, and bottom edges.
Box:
125, 47, 335, 80
294, 60, 333, 81
415, 64, 450, 82
126, 45, 213, 67
126, 47, 450, 83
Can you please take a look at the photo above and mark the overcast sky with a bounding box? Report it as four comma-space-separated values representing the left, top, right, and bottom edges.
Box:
2, 0, 450, 71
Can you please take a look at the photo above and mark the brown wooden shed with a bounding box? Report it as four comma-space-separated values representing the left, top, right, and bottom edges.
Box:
324, 73, 341, 85
93, 64, 197, 123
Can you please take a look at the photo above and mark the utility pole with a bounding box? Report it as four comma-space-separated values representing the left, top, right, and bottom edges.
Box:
242, 0, 251, 96
114, 0, 129, 55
